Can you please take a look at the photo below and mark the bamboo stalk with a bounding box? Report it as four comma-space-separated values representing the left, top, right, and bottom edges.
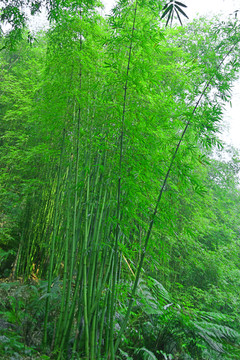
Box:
110, 1, 139, 357
43, 129, 66, 348
83, 171, 90, 359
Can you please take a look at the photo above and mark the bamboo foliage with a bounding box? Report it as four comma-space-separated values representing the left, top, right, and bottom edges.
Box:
7, 1, 240, 359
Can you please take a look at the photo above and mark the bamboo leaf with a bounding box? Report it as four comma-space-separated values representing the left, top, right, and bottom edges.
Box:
175, 1, 187, 8
161, 3, 168, 11
166, 9, 173, 27
175, 9, 183, 26
175, 4, 189, 19
160, 4, 173, 20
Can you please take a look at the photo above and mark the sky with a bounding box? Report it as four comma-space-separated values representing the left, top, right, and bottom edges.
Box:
186, 0, 239, 19
30, 0, 240, 149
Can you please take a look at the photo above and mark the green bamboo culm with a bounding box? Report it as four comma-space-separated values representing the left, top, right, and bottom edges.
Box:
43, 129, 66, 348
109, 0, 139, 358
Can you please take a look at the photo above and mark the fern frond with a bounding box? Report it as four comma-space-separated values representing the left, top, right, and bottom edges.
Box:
195, 321, 239, 342
118, 348, 133, 359
135, 347, 158, 360
197, 310, 234, 323
148, 276, 172, 304
198, 332, 224, 353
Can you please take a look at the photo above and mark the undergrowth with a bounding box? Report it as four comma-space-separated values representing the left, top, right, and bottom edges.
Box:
0, 277, 240, 360
0, 279, 51, 359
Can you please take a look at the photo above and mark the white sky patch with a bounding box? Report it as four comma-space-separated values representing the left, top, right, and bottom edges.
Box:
28, 8, 49, 33
186, 0, 239, 19
101, 0, 116, 15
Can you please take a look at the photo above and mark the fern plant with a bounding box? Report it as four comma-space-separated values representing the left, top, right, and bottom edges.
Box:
118, 276, 240, 360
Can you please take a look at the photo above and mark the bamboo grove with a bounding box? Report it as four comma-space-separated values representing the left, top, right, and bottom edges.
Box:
1, 0, 240, 359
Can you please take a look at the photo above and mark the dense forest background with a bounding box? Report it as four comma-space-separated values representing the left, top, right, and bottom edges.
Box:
1, 0, 240, 359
